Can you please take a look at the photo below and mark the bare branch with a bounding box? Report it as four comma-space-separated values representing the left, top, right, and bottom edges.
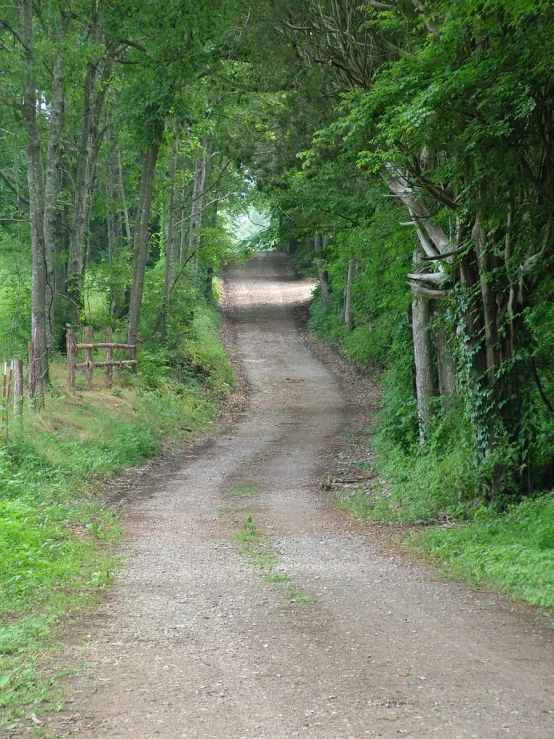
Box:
174, 196, 222, 228
422, 246, 468, 261
407, 271, 445, 284
408, 282, 451, 300
0, 17, 29, 51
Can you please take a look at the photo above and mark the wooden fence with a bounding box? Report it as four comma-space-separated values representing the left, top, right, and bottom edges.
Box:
67, 328, 137, 390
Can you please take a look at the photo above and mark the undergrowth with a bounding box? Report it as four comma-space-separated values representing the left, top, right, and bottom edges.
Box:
0, 302, 233, 729
416, 495, 554, 609
339, 424, 554, 610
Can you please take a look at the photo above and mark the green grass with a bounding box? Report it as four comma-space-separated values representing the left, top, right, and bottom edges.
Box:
340, 475, 554, 610
263, 572, 291, 583
0, 303, 234, 729
229, 482, 260, 498
415, 495, 554, 609
0, 446, 121, 729
235, 515, 313, 605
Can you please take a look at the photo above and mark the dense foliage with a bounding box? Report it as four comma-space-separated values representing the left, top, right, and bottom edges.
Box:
239, 0, 554, 508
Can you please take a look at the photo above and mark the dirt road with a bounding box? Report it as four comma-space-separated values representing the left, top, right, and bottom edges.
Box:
42, 254, 552, 738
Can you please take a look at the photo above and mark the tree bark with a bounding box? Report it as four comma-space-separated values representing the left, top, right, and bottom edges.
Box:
43, 12, 67, 352
106, 128, 127, 318
127, 120, 164, 346
344, 259, 356, 330
178, 173, 192, 268
205, 200, 218, 299
118, 146, 132, 243
435, 319, 457, 409
162, 129, 180, 326
66, 16, 109, 323
188, 138, 209, 276
19, 0, 49, 385
411, 252, 436, 441
314, 233, 332, 309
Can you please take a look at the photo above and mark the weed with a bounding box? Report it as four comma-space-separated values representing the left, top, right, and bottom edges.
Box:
263, 572, 291, 583
229, 482, 260, 498
235, 516, 313, 606
275, 582, 315, 604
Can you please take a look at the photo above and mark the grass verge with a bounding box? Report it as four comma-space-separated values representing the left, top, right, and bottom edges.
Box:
413, 495, 554, 609
340, 485, 554, 610
0, 304, 234, 730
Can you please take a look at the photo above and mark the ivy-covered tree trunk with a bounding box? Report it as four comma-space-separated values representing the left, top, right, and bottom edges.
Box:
435, 319, 457, 409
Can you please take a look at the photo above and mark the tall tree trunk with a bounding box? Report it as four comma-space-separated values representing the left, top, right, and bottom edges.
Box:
118, 146, 132, 243
205, 200, 218, 299
106, 128, 127, 318
188, 138, 209, 276
162, 129, 180, 329
314, 233, 332, 309
411, 253, 436, 442
44, 12, 67, 352
66, 22, 109, 323
19, 0, 48, 386
178, 172, 192, 268
344, 259, 356, 330
127, 120, 164, 346
435, 321, 457, 409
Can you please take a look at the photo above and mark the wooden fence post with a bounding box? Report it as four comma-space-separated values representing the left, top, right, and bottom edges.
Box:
85, 327, 94, 390
128, 331, 138, 373
13, 359, 23, 418
67, 329, 76, 390
105, 328, 113, 389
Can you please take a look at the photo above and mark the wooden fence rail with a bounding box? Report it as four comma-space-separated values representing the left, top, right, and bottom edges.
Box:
67, 328, 137, 390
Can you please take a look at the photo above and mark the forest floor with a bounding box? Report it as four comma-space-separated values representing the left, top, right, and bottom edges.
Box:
10, 252, 554, 739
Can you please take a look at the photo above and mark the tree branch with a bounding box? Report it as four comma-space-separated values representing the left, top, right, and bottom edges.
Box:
407, 271, 445, 284
0, 169, 29, 204
408, 282, 451, 300
423, 245, 468, 261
